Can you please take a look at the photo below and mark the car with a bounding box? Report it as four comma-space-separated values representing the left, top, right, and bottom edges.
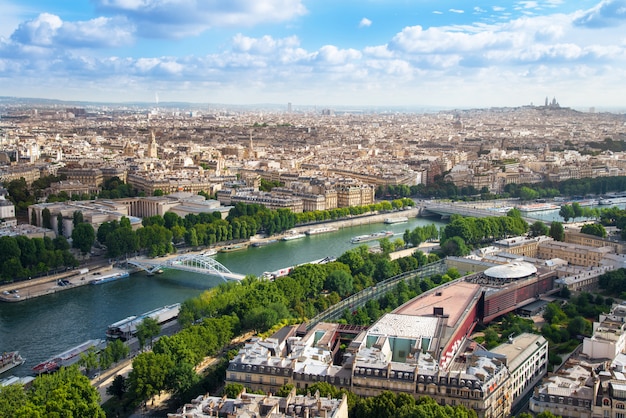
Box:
2, 291, 9, 295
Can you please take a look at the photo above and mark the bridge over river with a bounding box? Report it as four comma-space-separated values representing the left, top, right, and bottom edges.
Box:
126, 254, 246, 282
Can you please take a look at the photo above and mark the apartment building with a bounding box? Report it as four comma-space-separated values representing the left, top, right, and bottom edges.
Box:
538, 241, 615, 267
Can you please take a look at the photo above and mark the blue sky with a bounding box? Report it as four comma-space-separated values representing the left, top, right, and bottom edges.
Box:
0, 0, 624, 109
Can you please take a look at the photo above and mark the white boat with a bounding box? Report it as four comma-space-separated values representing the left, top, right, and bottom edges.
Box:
351, 230, 394, 244
106, 303, 181, 340
600, 197, 626, 205
89, 271, 130, 285
0, 351, 24, 375
33, 339, 104, 374
516, 203, 560, 212
384, 216, 408, 224
282, 231, 306, 241
305, 226, 339, 235
200, 249, 218, 256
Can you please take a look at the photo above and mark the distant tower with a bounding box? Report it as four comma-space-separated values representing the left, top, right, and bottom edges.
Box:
287, 102, 292, 113
147, 131, 158, 158
545, 97, 549, 107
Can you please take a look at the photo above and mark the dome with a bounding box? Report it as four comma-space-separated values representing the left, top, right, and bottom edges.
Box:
484, 262, 537, 280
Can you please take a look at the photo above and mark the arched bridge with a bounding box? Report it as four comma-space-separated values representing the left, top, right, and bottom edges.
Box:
126, 254, 246, 282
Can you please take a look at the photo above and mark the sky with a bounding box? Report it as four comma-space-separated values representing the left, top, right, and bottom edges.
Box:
0, 0, 625, 109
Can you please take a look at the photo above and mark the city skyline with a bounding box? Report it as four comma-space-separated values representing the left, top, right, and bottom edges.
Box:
0, 0, 624, 109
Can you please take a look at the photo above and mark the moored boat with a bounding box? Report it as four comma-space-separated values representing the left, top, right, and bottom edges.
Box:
251, 239, 278, 247
90, 271, 130, 285
282, 231, 306, 241
33, 339, 105, 374
515, 203, 560, 212
219, 243, 249, 253
305, 226, 339, 235
384, 216, 408, 224
0, 351, 24, 375
106, 303, 181, 341
351, 230, 394, 244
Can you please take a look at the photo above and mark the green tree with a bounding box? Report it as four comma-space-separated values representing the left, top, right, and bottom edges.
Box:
580, 223, 607, 238
42, 207, 51, 229
223, 383, 244, 399
549, 221, 565, 241
72, 210, 84, 227
106, 375, 128, 400
71, 222, 95, 254
128, 352, 174, 404
28, 366, 105, 417
529, 221, 549, 237
78, 347, 100, 376
56, 213, 64, 236
325, 269, 354, 297
136, 317, 161, 350
559, 204, 575, 222
0, 384, 30, 417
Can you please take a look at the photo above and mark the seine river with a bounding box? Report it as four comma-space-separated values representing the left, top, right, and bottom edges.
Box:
0, 216, 446, 377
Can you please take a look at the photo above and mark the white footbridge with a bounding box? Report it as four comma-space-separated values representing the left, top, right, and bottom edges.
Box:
126, 254, 246, 282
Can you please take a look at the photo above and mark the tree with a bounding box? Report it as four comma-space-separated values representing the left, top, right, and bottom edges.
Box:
529, 221, 549, 237
78, 347, 100, 377
28, 366, 105, 417
549, 221, 565, 241
223, 383, 244, 398
106, 375, 128, 400
325, 269, 354, 297
42, 207, 51, 229
56, 213, 64, 236
580, 223, 607, 238
559, 204, 575, 222
136, 317, 161, 350
71, 222, 95, 254
72, 210, 84, 227
128, 352, 174, 404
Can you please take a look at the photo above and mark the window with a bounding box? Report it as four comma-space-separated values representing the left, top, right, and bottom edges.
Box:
618, 404, 625, 410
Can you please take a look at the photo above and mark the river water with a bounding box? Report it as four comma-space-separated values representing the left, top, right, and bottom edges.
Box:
0, 216, 445, 377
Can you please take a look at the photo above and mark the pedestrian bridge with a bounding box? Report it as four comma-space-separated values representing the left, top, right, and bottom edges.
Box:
126, 254, 246, 282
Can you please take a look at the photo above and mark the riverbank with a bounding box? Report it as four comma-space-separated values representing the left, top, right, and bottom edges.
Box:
0, 264, 120, 303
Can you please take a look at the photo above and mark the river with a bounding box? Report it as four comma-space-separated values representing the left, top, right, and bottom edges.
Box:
0, 216, 445, 377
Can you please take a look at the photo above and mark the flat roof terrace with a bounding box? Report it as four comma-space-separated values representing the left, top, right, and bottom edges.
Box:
393, 281, 482, 326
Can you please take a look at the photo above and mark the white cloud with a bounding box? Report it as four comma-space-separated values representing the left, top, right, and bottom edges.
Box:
433, 11, 443, 15
94, 0, 308, 38
359, 18, 372, 28
573, 0, 626, 28
314, 45, 361, 65
449, 9, 465, 14
10, 13, 134, 48
493, 6, 506, 12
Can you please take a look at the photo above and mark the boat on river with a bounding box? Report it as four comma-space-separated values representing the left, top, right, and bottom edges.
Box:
219, 243, 249, 253
33, 339, 105, 374
282, 230, 306, 241
351, 231, 394, 244
106, 303, 181, 341
384, 216, 408, 224
0, 351, 24, 375
251, 239, 278, 247
305, 226, 339, 235
89, 271, 130, 285
515, 203, 560, 212
261, 256, 336, 280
